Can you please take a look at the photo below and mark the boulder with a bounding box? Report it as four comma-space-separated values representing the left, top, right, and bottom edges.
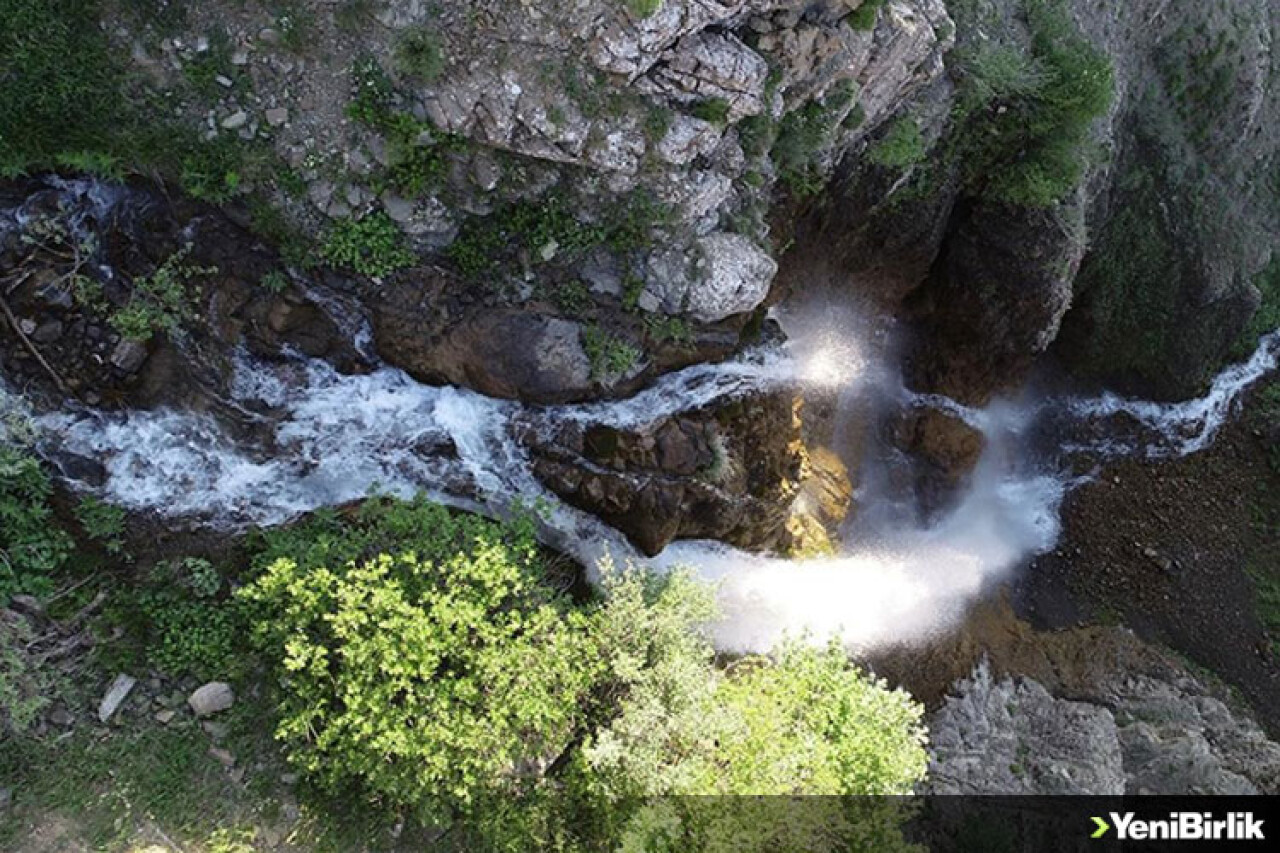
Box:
188, 682, 235, 717
98, 674, 137, 723
643, 232, 777, 323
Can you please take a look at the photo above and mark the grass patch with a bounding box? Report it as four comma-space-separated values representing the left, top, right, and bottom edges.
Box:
321, 212, 416, 278
868, 116, 927, 169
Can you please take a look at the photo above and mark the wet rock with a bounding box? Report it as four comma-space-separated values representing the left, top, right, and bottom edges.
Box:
188, 682, 235, 717
98, 674, 137, 723
30, 320, 63, 344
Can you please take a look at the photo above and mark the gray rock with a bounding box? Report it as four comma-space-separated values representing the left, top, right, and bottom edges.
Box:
644, 232, 777, 323
638, 31, 770, 121
220, 110, 248, 130
188, 681, 235, 717
109, 339, 148, 373
98, 674, 137, 723
264, 106, 289, 127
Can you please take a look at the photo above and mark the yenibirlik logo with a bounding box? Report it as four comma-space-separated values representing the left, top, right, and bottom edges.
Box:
1091, 812, 1265, 841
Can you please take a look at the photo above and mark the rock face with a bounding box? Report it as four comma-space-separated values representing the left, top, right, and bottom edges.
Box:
529, 390, 814, 555
929, 661, 1280, 795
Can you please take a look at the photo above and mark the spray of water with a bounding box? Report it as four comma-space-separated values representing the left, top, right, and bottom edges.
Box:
27, 294, 1280, 652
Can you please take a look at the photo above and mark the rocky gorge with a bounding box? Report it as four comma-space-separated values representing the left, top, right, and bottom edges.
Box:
2, 0, 1280, 834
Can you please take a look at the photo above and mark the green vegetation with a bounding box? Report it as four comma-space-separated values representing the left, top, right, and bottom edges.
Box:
139, 558, 242, 679
770, 80, 858, 197
1232, 257, 1280, 360
868, 116, 928, 169
583, 325, 643, 382
232, 497, 927, 848
627, 0, 663, 19
74, 497, 127, 556
394, 25, 445, 82
108, 245, 216, 342
691, 97, 732, 125
0, 0, 123, 176
449, 190, 667, 281
644, 314, 693, 347
848, 0, 888, 31
946, 0, 1114, 206
321, 212, 416, 278
0, 447, 73, 603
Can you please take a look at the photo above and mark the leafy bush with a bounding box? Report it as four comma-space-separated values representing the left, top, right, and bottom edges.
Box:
239, 500, 599, 829
583, 325, 643, 383
868, 117, 928, 169
74, 497, 126, 556
111, 245, 215, 342
691, 98, 731, 125
321, 212, 416, 278
394, 25, 445, 82
0, 448, 73, 603
847, 0, 887, 31
948, 0, 1114, 207
139, 558, 239, 678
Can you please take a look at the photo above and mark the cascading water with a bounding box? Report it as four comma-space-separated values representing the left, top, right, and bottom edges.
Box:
7, 180, 1278, 652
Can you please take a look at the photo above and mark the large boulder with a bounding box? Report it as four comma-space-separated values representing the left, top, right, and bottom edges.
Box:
642, 232, 778, 323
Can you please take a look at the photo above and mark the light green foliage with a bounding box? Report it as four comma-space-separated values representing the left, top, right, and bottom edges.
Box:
74, 497, 126, 555
868, 117, 928, 169
627, 0, 662, 18
112, 245, 215, 342
0, 448, 73, 603
394, 25, 445, 82
583, 325, 643, 382
321, 212, 416, 278
239, 500, 599, 830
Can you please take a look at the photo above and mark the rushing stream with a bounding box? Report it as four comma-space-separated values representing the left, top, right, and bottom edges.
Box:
6, 179, 1280, 652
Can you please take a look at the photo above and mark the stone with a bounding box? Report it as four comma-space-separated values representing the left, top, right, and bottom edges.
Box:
209, 746, 236, 767
220, 110, 249, 130
49, 707, 73, 727
188, 682, 235, 717
31, 320, 63, 343
154, 709, 176, 724
98, 674, 137, 723
644, 232, 777, 323
264, 106, 289, 127
109, 339, 148, 373
257, 27, 280, 45
0, 787, 10, 810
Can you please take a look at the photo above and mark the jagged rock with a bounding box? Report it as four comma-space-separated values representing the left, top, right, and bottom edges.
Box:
108, 339, 148, 373
929, 659, 1280, 795
530, 390, 806, 554
188, 682, 235, 717
98, 674, 137, 723
644, 232, 777, 322
586, 0, 754, 78
638, 31, 770, 121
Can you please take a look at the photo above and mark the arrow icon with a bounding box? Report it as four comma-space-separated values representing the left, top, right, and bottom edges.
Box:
1091, 816, 1111, 839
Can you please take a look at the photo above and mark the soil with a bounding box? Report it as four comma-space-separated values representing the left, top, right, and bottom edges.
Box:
1013, 377, 1280, 734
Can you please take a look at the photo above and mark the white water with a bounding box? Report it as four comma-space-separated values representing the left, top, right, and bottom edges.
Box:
27, 300, 1280, 652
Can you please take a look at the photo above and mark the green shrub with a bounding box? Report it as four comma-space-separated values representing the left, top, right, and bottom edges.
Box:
1, 611, 58, 733
868, 117, 927, 168
847, 0, 887, 31
74, 497, 127, 556
111, 245, 215, 342
239, 500, 600, 829
345, 57, 397, 130
583, 325, 643, 382
626, 0, 662, 18
643, 314, 692, 346
948, 0, 1114, 207
137, 558, 240, 678
0, 448, 73, 603
394, 25, 445, 82
321, 212, 416, 278
690, 98, 731, 125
